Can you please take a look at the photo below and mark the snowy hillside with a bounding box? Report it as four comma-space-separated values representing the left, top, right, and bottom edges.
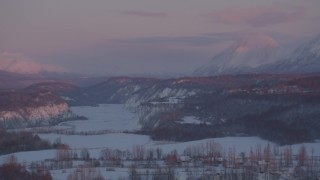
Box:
195, 34, 283, 75
259, 35, 320, 73
0, 91, 75, 128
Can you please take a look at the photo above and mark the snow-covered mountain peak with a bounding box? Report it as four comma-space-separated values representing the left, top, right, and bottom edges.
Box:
258, 34, 320, 73
234, 34, 279, 53
310, 44, 320, 55
284, 34, 320, 63
304, 35, 320, 56
0, 52, 66, 74
195, 34, 282, 75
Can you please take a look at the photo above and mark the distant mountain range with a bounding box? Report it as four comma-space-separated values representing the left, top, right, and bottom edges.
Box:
195, 34, 320, 75
258, 35, 320, 74
1, 34, 319, 79
0, 69, 108, 89
0, 52, 66, 74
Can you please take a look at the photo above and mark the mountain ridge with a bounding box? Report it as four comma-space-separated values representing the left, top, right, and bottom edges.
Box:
195, 34, 320, 76
257, 35, 320, 74
195, 34, 283, 75
0, 52, 66, 75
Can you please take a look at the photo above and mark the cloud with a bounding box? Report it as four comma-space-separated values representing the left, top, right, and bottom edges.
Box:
124, 11, 168, 18
210, 4, 305, 27
0, 52, 67, 74
110, 32, 245, 46
114, 36, 220, 46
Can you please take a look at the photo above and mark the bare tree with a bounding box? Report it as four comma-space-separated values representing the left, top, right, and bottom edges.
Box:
129, 164, 140, 180
67, 165, 104, 180
283, 146, 292, 167
80, 148, 90, 161
298, 145, 307, 166
6, 155, 18, 165
56, 144, 71, 161
132, 145, 145, 161
264, 143, 271, 163
256, 144, 262, 161
156, 147, 163, 160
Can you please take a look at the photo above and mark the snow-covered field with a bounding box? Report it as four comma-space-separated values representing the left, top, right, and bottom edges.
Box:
1, 104, 320, 179
50, 167, 129, 180
38, 133, 320, 156
0, 149, 56, 164
2, 133, 320, 166
61, 104, 141, 132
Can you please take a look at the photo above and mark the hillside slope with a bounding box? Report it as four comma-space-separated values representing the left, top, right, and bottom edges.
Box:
0, 90, 76, 128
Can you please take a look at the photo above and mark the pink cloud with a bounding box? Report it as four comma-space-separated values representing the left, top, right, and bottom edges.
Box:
211, 5, 305, 27
0, 52, 67, 74
125, 11, 168, 18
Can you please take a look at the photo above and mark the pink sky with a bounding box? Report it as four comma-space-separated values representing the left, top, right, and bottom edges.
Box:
0, 0, 319, 75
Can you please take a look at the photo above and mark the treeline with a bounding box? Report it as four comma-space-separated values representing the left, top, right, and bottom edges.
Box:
17, 138, 319, 180
50, 141, 319, 180
0, 155, 52, 180
0, 129, 52, 155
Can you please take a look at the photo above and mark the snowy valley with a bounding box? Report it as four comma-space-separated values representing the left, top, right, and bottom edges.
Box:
1, 104, 320, 180
1, 73, 320, 179
1, 35, 320, 180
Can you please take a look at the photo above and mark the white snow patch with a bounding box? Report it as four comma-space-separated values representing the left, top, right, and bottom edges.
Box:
179, 116, 211, 125
159, 88, 172, 98
61, 96, 74, 101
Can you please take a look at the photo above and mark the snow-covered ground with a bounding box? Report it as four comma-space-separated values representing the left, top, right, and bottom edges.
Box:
2, 134, 320, 166
50, 167, 129, 180
178, 116, 211, 125
0, 149, 56, 164
1, 104, 320, 179
62, 104, 141, 132
38, 133, 320, 157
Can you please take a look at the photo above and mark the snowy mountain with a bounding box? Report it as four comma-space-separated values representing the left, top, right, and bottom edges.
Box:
258, 35, 320, 73
195, 34, 283, 75
0, 52, 66, 74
